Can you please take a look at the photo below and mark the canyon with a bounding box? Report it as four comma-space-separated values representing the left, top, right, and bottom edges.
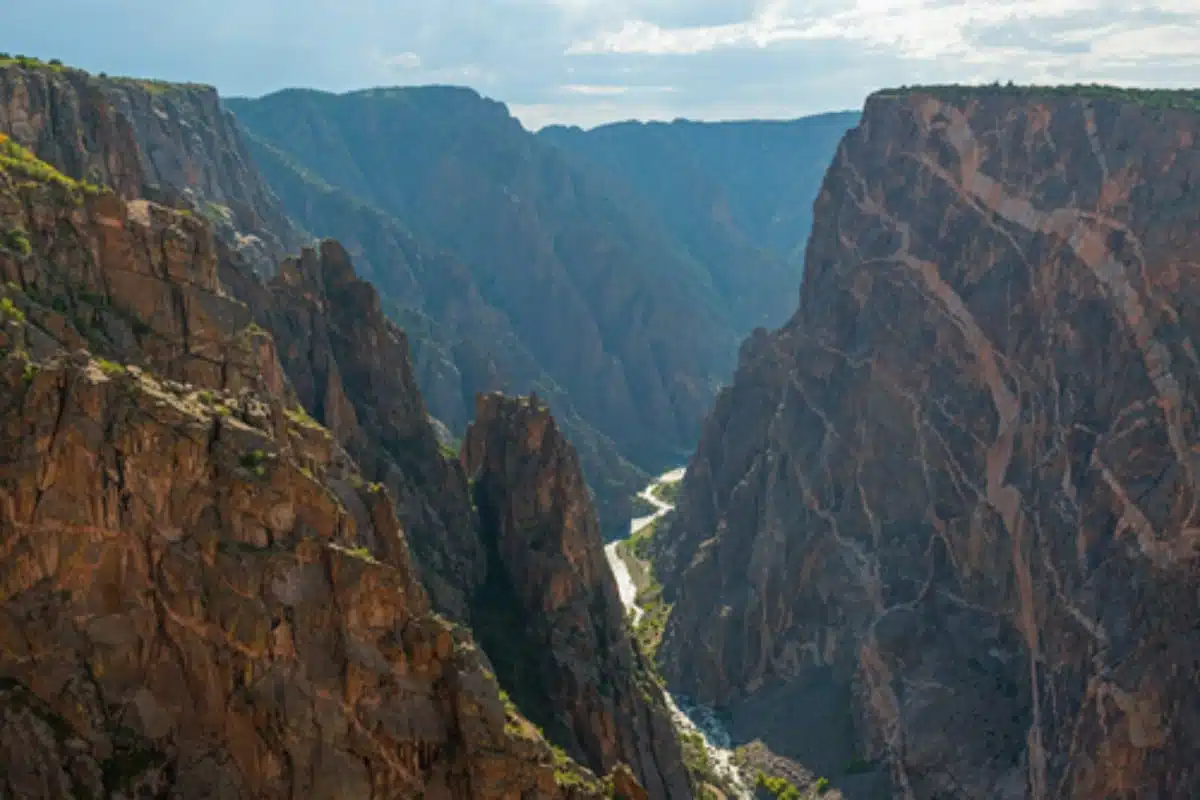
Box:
3, 51, 1199, 800
0, 59, 692, 798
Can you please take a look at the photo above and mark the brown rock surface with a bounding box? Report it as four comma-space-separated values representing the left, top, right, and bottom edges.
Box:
0, 61, 304, 273
222, 240, 486, 621
0, 128, 617, 799
655, 87, 1200, 799
463, 393, 692, 799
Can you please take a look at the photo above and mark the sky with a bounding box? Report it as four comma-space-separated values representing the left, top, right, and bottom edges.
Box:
4, 1, 1199, 130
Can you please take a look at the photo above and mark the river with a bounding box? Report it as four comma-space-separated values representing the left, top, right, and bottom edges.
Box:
604, 468, 750, 799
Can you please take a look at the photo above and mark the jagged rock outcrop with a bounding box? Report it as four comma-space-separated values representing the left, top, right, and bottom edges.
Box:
655, 86, 1200, 799
232, 133, 649, 535
0, 118, 618, 799
222, 240, 486, 621
463, 393, 692, 799
0, 59, 304, 273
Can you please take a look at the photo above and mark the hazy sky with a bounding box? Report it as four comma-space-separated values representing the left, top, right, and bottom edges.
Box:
5, 1, 1198, 129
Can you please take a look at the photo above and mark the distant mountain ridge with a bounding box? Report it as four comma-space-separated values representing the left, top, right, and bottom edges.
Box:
226, 87, 853, 532
540, 112, 859, 328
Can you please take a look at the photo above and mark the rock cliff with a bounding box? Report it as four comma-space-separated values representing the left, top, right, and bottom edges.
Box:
0, 59, 304, 274
540, 112, 859, 330
463, 393, 691, 799
222, 239, 487, 622
655, 86, 1200, 799
0, 109, 623, 799
235, 132, 649, 535
226, 87, 740, 489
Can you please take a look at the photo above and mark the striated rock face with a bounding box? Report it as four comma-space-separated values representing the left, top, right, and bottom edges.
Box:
656, 87, 1200, 799
463, 393, 692, 799
232, 137, 649, 535
224, 240, 486, 621
0, 123, 616, 800
0, 61, 304, 273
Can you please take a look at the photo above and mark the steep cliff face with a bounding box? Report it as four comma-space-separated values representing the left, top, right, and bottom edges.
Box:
227, 87, 737, 474
656, 87, 1200, 799
0, 60, 304, 273
540, 112, 859, 330
221, 240, 487, 621
236, 133, 648, 535
0, 120, 617, 799
463, 394, 691, 799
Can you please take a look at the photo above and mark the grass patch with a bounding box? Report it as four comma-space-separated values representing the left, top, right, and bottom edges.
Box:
95, 358, 124, 376
0, 133, 105, 197
616, 516, 673, 662
0, 54, 70, 73
438, 440, 459, 460
651, 479, 681, 505
548, 741, 606, 795
285, 404, 324, 430
340, 545, 377, 564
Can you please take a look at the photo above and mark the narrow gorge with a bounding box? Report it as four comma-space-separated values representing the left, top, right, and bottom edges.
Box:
2, 48, 1199, 800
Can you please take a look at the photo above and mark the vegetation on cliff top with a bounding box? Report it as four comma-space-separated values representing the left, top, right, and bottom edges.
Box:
0, 133, 106, 198
0, 54, 212, 94
876, 82, 1200, 111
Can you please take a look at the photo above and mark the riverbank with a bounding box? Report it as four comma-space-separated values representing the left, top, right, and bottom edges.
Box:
603, 468, 751, 800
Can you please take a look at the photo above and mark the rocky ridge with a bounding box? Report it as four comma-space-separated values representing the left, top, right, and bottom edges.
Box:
0, 77, 658, 797
0, 58, 304, 275
463, 393, 692, 798
655, 85, 1200, 799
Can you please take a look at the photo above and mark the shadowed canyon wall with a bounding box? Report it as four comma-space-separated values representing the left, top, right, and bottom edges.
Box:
655, 86, 1200, 799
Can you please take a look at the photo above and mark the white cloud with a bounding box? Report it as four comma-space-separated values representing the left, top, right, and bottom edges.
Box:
382, 51, 422, 69
562, 84, 629, 95
560, 83, 677, 95
8, 0, 1200, 128
565, 0, 1196, 66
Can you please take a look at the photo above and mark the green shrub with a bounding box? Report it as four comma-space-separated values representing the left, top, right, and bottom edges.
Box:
239, 449, 268, 476
756, 772, 802, 800
816, 776, 831, 794
0, 296, 25, 322
0, 133, 106, 198
95, 358, 124, 376
2, 229, 31, 256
